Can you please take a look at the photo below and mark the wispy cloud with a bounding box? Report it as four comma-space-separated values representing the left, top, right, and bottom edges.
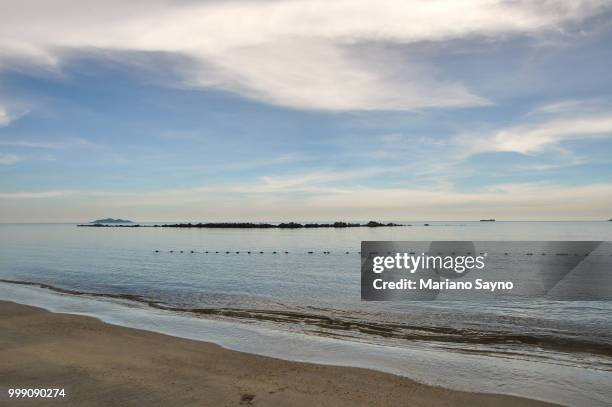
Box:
0, 98, 30, 127
2, 181, 611, 221
0, 140, 63, 149
252, 167, 388, 193
0, 106, 10, 127
531, 99, 603, 115
0, 136, 102, 150
457, 108, 612, 156
1, 0, 609, 110
0, 153, 22, 165
0, 190, 74, 199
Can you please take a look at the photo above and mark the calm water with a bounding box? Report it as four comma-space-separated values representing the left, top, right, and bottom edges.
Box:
1, 221, 611, 406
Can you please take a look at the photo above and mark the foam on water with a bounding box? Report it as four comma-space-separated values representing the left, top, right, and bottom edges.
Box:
1, 282, 610, 407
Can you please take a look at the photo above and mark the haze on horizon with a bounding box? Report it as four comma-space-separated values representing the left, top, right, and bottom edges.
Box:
1, 0, 612, 222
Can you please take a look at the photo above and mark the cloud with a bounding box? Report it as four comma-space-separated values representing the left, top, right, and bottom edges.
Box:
251, 167, 389, 193
0, 153, 21, 165
0, 190, 73, 198
2, 181, 611, 221
0, 98, 30, 127
530, 98, 612, 116
532, 100, 596, 115
0, 136, 102, 149
303, 182, 612, 220
0, 140, 63, 149
1, 0, 610, 110
458, 112, 612, 156
0, 105, 12, 126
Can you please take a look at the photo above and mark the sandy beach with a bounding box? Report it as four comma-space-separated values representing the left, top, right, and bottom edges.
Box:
0, 301, 559, 407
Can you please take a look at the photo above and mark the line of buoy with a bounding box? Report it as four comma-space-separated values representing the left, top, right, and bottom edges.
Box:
155, 250, 360, 254
154, 250, 601, 256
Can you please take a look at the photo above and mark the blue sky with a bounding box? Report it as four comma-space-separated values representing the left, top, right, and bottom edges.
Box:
1, 0, 612, 221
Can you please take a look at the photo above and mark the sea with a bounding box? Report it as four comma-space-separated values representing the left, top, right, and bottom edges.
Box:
1, 221, 611, 406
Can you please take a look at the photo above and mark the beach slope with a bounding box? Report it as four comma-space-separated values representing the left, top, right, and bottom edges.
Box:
0, 301, 557, 406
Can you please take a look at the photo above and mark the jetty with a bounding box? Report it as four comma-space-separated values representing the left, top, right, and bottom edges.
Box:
77, 221, 405, 228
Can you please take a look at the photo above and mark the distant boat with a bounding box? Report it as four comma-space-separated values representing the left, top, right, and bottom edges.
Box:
91, 218, 133, 224
480, 219, 496, 222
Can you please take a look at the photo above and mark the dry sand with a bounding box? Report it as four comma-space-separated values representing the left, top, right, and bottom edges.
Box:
0, 300, 558, 406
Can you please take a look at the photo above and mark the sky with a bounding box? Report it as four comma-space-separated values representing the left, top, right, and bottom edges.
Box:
1, 0, 612, 222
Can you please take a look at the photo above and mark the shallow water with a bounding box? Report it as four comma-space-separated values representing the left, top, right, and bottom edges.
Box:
1, 222, 611, 406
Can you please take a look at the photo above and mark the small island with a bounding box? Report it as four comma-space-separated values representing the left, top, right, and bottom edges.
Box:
77, 221, 404, 228
90, 218, 134, 224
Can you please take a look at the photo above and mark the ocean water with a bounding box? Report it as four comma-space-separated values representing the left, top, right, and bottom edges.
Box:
1, 221, 611, 406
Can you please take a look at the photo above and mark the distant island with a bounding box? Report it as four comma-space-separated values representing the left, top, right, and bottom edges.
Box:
479, 219, 496, 222
78, 221, 404, 228
90, 218, 134, 224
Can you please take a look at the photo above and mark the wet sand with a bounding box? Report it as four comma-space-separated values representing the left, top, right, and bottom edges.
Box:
0, 301, 558, 406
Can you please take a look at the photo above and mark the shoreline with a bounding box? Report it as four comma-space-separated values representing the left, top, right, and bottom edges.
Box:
0, 300, 558, 406
2, 278, 611, 358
